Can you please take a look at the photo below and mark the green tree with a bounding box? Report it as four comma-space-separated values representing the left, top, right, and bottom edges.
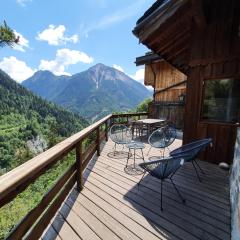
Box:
0, 21, 19, 48
136, 98, 152, 112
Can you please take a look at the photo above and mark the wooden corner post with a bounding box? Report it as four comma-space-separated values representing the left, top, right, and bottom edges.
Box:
76, 141, 83, 192
96, 126, 100, 156
105, 121, 108, 141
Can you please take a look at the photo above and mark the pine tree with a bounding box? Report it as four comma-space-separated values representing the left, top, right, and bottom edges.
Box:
0, 21, 19, 48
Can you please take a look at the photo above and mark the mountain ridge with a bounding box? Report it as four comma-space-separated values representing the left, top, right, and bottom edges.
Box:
23, 63, 151, 121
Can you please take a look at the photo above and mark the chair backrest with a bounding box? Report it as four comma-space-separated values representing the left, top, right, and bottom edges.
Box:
139, 154, 191, 179
163, 124, 176, 146
170, 138, 212, 160
148, 125, 176, 149
109, 124, 132, 144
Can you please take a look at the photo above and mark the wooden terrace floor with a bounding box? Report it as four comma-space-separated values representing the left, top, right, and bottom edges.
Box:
42, 138, 231, 240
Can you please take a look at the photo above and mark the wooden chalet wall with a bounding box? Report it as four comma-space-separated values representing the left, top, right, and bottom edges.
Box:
134, 0, 240, 164
145, 61, 186, 101
184, 0, 240, 164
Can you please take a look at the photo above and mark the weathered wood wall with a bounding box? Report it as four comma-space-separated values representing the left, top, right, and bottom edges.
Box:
145, 61, 186, 101
149, 101, 185, 129
184, 0, 240, 164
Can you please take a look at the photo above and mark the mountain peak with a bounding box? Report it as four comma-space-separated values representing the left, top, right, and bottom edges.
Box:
33, 70, 55, 77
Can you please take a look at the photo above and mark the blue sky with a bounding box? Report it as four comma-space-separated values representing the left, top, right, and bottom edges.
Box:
0, 0, 155, 83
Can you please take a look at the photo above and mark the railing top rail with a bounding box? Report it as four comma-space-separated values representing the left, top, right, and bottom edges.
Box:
0, 114, 112, 202
112, 112, 148, 117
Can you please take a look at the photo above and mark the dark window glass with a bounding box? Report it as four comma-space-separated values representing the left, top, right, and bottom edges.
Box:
201, 79, 240, 123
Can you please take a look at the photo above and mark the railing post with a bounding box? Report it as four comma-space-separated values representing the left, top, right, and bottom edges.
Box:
96, 126, 100, 156
105, 121, 108, 141
76, 141, 83, 192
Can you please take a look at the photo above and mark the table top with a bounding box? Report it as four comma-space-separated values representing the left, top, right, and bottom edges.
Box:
126, 141, 145, 149
137, 118, 166, 124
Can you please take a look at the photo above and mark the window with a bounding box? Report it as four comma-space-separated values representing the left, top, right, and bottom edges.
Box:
201, 78, 240, 123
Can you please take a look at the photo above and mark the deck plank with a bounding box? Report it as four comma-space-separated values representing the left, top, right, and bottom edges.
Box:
85, 165, 229, 240
42, 139, 230, 240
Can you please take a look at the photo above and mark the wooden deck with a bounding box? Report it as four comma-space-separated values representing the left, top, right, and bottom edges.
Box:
42, 138, 231, 240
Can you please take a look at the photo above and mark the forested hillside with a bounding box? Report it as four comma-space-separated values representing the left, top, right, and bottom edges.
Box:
0, 69, 89, 239
0, 69, 88, 173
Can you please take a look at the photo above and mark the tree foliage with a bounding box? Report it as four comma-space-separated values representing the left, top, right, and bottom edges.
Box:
0, 21, 19, 48
136, 98, 152, 112
0, 70, 89, 238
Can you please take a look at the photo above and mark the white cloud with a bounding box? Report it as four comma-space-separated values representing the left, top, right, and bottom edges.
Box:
36, 25, 79, 46
17, 0, 31, 6
39, 48, 93, 76
130, 68, 145, 84
0, 56, 36, 82
13, 30, 30, 52
113, 64, 124, 72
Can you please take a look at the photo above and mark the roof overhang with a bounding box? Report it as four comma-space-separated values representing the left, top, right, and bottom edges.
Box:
135, 52, 162, 66
133, 0, 206, 74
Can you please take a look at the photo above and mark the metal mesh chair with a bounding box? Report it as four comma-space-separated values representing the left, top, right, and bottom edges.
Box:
109, 124, 132, 155
147, 125, 176, 157
170, 138, 213, 182
138, 154, 191, 210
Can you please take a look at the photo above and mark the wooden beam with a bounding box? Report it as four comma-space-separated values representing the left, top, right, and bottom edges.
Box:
154, 79, 187, 95
191, 0, 206, 29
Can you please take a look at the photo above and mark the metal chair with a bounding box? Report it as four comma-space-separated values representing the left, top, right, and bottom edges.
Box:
170, 138, 213, 182
147, 125, 176, 157
138, 154, 191, 210
109, 124, 132, 155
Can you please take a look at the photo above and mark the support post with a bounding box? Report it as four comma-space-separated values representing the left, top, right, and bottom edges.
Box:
96, 127, 100, 156
76, 141, 83, 192
105, 121, 108, 141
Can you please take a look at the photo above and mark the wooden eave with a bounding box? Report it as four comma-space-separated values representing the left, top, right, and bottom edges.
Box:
135, 53, 162, 66
133, 0, 199, 74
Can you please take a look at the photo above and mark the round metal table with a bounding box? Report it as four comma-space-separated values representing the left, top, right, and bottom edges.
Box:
125, 141, 145, 175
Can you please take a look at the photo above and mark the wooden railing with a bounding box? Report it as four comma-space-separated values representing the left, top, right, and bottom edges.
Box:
0, 112, 148, 240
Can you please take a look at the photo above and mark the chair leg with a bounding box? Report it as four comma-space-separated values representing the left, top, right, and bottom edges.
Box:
160, 180, 163, 211
113, 143, 117, 156
170, 178, 185, 203
141, 149, 145, 162
137, 171, 146, 191
194, 159, 205, 174
126, 149, 131, 167
147, 146, 152, 156
169, 166, 181, 180
192, 161, 202, 182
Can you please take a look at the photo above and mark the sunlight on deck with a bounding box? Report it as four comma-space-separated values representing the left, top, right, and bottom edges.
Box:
42, 139, 230, 240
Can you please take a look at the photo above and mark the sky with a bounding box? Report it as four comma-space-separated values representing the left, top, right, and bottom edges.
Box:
0, 0, 156, 84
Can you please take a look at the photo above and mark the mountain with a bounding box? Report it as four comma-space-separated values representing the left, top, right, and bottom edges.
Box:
23, 63, 151, 121
0, 69, 88, 172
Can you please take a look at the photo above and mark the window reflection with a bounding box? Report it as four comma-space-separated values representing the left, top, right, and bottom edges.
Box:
202, 79, 240, 122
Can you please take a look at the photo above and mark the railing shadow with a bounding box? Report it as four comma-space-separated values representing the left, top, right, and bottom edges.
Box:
42, 144, 100, 240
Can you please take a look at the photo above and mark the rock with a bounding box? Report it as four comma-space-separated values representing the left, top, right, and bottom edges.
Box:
219, 162, 230, 170
26, 135, 48, 155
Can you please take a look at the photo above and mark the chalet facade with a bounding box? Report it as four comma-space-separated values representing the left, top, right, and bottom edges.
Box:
133, 0, 240, 165
136, 52, 186, 128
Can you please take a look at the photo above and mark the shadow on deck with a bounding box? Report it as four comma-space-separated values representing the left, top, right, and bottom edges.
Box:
42, 139, 230, 240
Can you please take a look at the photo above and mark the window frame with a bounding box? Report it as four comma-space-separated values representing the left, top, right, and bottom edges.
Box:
200, 77, 240, 124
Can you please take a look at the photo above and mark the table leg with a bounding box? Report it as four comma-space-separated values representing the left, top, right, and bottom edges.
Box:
126, 148, 131, 167
133, 148, 136, 168
141, 148, 145, 162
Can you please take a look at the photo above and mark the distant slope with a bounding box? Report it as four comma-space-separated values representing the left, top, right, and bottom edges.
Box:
23, 63, 151, 121
0, 69, 88, 171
